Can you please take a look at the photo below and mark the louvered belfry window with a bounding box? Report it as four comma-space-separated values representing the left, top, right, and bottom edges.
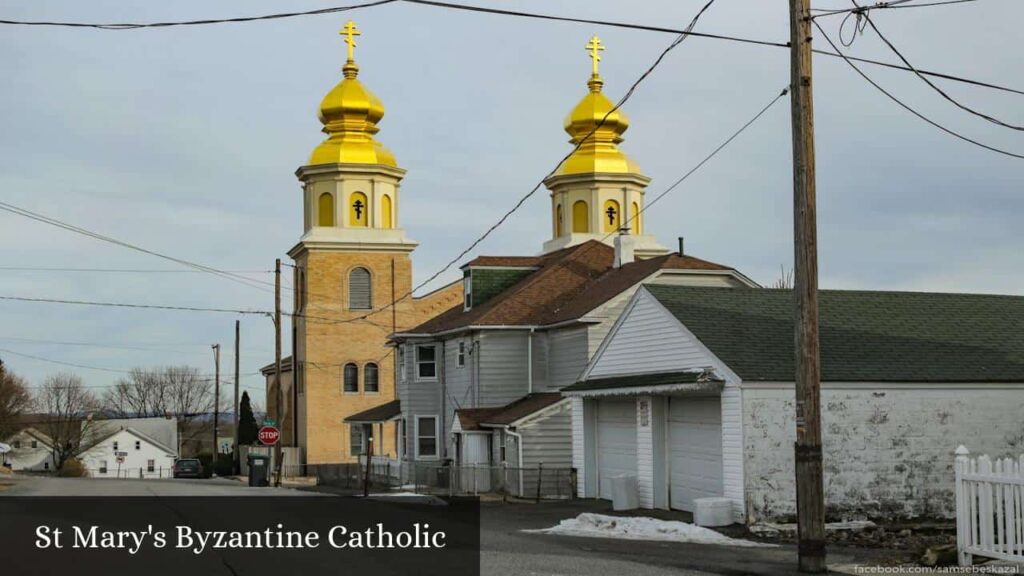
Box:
348, 267, 371, 310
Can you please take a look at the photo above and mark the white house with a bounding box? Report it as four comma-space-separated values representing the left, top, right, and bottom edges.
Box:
80, 418, 179, 479
566, 284, 1024, 524
3, 428, 56, 472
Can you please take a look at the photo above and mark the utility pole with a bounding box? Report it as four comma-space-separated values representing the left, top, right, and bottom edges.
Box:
789, 0, 826, 572
234, 319, 240, 476
274, 258, 283, 487
211, 343, 221, 477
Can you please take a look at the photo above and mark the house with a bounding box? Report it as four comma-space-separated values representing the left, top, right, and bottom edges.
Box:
364, 239, 754, 492
3, 428, 56, 472
567, 284, 1024, 523
79, 417, 179, 478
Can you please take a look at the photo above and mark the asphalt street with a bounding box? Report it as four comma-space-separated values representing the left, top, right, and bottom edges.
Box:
1, 476, 880, 575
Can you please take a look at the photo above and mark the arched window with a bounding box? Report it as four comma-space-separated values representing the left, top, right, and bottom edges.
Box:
555, 204, 563, 237
572, 200, 589, 233
343, 363, 359, 393
348, 267, 372, 310
318, 193, 335, 227
350, 192, 368, 227
603, 200, 621, 233
380, 194, 393, 229
632, 201, 641, 233
364, 363, 379, 393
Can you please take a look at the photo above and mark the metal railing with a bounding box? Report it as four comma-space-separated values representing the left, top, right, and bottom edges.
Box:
86, 467, 173, 479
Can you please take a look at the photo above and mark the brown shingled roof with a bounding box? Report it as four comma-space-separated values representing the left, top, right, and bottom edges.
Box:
402, 241, 734, 335
455, 393, 565, 430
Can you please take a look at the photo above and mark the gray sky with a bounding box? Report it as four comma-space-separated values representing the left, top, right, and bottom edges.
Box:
1, 0, 1022, 393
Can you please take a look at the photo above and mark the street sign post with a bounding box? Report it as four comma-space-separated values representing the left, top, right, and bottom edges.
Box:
258, 426, 280, 447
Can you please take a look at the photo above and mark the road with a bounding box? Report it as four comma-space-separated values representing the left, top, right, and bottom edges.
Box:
1, 476, 876, 575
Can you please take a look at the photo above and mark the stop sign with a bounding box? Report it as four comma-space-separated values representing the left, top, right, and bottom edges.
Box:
258, 426, 280, 446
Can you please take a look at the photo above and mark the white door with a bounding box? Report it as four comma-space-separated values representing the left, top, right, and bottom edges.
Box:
668, 396, 723, 512
459, 433, 491, 493
596, 400, 637, 500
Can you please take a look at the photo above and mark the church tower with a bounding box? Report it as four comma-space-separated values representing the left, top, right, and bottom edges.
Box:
541, 36, 668, 258
286, 22, 462, 464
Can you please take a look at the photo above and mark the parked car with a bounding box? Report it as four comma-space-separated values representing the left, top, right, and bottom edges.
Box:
173, 458, 203, 479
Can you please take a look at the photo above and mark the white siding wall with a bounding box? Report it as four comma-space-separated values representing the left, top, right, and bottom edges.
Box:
80, 430, 176, 478
479, 332, 530, 406
742, 385, 1024, 522
588, 290, 716, 378
571, 397, 586, 497
520, 403, 573, 468
636, 396, 655, 508
546, 327, 589, 390
721, 384, 745, 520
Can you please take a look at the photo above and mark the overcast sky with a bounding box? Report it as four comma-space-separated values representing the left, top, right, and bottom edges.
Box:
1, 0, 1021, 393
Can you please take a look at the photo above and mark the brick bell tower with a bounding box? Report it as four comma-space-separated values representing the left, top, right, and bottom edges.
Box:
286, 21, 461, 464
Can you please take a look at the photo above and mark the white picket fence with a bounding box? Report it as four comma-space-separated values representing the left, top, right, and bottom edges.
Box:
954, 445, 1024, 566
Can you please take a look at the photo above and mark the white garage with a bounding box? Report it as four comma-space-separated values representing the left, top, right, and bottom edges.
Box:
596, 399, 637, 499
668, 396, 723, 512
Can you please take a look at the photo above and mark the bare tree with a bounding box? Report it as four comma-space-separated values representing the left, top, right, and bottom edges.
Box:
34, 373, 100, 470
772, 265, 794, 289
102, 366, 214, 455
0, 360, 32, 440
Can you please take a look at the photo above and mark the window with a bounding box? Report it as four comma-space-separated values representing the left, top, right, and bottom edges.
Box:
632, 201, 641, 233
318, 192, 335, 227
416, 416, 438, 458
350, 424, 364, 456
603, 199, 621, 233
500, 440, 507, 464
555, 203, 563, 237
99, 460, 108, 474
44, 462, 50, 470
572, 200, 589, 233
416, 345, 437, 380
343, 363, 359, 393
348, 267, 372, 310
398, 347, 406, 382
349, 191, 368, 227
135, 440, 141, 450
381, 194, 393, 229
30, 440, 37, 449
13, 440, 20, 449
457, 341, 466, 368
364, 363, 379, 393
113, 441, 119, 451
147, 460, 155, 473
463, 273, 472, 311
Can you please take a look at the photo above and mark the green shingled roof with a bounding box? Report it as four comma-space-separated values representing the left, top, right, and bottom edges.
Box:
644, 285, 1024, 383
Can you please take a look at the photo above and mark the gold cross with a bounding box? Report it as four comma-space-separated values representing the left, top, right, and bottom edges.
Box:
340, 20, 361, 61
586, 35, 605, 75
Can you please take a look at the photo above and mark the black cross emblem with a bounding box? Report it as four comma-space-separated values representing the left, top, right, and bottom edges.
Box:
352, 199, 365, 220
605, 206, 617, 225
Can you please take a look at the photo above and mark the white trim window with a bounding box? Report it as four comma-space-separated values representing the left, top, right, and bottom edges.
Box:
147, 459, 155, 473
415, 416, 438, 459
415, 345, 437, 381
398, 346, 406, 382
99, 460, 108, 474
463, 273, 472, 311
457, 341, 466, 368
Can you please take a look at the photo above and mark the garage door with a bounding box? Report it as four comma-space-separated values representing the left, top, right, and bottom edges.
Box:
596, 400, 637, 500
668, 397, 723, 512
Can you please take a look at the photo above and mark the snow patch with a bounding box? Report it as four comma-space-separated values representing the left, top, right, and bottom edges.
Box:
524, 513, 775, 547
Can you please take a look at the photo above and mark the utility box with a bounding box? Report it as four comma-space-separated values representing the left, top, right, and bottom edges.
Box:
610, 475, 639, 511
247, 453, 270, 487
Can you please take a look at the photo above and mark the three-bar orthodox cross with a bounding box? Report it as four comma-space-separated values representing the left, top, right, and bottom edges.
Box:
586, 35, 605, 76
341, 20, 361, 61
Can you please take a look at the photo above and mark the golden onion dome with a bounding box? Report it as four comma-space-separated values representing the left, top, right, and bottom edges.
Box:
555, 36, 640, 176
308, 22, 397, 167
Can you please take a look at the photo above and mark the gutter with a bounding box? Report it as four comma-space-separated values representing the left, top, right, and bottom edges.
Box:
506, 429, 525, 498
527, 328, 534, 394
391, 318, 598, 341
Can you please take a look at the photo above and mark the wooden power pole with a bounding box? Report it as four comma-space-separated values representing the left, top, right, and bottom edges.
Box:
233, 319, 240, 476
211, 343, 221, 477
274, 258, 283, 487
789, 0, 826, 572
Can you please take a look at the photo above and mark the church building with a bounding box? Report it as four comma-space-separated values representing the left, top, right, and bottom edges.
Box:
265, 22, 463, 465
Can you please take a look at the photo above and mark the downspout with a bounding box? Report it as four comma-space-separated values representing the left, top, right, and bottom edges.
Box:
506, 428, 525, 498
527, 328, 535, 394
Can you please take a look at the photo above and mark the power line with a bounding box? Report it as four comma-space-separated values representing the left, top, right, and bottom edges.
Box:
0, 266, 271, 274
811, 0, 977, 17
857, 10, 1024, 131
1, 0, 1019, 98
0, 201, 277, 294
811, 18, 1024, 160
0, 295, 270, 316
0, 336, 268, 357
0, 0, 399, 29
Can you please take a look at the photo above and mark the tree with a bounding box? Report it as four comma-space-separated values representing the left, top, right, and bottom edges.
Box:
237, 391, 258, 446
102, 366, 214, 454
772, 265, 794, 289
0, 361, 32, 440
34, 373, 100, 471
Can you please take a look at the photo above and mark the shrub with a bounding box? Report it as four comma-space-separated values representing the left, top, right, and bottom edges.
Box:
58, 458, 88, 477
